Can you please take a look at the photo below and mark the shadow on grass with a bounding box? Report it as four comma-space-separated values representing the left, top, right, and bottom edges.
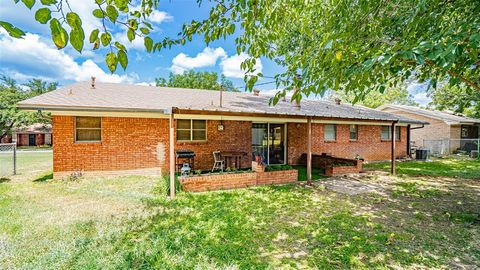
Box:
0, 177, 10, 183
33, 172, 53, 182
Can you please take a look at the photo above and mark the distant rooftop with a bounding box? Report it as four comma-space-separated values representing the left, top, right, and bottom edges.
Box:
14, 123, 52, 134
18, 81, 426, 124
378, 104, 480, 125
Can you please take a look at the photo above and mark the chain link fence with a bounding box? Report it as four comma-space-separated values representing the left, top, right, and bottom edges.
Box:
423, 139, 480, 157
0, 143, 16, 177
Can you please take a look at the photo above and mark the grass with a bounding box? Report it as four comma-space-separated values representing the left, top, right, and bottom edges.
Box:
0, 153, 479, 269
293, 165, 327, 181
364, 156, 480, 179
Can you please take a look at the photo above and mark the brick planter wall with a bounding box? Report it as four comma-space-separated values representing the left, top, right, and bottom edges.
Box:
180, 169, 298, 192
325, 160, 363, 176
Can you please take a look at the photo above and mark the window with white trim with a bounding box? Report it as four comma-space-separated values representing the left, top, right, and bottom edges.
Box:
350, 125, 358, 141
324, 124, 336, 141
75, 117, 101, 142
381, 126, 400, 141
177, 119, 207, 141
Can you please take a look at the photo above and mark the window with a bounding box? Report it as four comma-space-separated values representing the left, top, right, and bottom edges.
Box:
75, 117, 101, 142
177, 119, 207, 141
324, 124, 336, 141
350, 125, 358, 140
381, 126, 400, 141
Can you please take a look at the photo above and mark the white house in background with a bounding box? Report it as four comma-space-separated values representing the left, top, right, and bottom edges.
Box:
378, 105, 480, 154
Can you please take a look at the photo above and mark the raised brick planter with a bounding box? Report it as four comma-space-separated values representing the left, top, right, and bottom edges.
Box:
325, 160, 363, 176
180, 169, 298, 192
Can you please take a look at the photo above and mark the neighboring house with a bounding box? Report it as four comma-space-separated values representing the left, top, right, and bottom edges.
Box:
378, 105, 480, 153
18, 82, 425, 178
1, 123, 52, 147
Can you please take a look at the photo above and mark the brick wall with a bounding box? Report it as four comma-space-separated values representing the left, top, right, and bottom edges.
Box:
180, 169, 298, 192
287, 123, 407, 164
52, 116, 407, 175
379, 108, 450, 147
175, 120, 252, 170
52, 116, 251, 174
53, 116, 170, 174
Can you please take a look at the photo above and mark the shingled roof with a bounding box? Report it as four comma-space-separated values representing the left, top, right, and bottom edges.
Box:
18, 82, 426, 124
378, 104, 480, 125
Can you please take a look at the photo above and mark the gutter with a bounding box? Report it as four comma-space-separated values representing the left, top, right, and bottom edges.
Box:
410, 124, 425, 130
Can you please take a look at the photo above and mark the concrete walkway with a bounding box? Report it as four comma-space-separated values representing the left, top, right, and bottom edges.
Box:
321, 177, 383, 195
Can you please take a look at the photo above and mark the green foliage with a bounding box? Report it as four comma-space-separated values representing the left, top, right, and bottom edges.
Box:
331, 83, 418, 108
0, 21, 25, 38
265, 164, 293, 172
429, 83, 480, 118
155, 70, 237, 92
0, 76, 56, 140
364, 157, 480, 179
34, 8, 51, 24
4, 0, 480, 99
49, 18, 68, 49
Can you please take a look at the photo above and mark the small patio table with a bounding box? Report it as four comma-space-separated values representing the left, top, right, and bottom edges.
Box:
221, 151, 247, 169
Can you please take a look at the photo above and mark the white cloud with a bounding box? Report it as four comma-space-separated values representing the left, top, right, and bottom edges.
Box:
0, 31, 134, 83
149, 10, 173, 23
220, 53, 263, 78
170, 47, 227, 74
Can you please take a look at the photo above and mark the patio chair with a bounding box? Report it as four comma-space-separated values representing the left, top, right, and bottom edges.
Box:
212, 151, 225, 171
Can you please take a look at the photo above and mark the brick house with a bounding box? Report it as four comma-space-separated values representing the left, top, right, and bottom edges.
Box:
1, 123, 52, 147
18, 82, 425, 179
379, 105, 480, 153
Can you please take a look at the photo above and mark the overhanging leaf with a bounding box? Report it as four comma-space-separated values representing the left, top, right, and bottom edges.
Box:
49, 18, 68, 49
101, 32, 112, 46
89, 29, 99, 43
105, 52, 117, 73
117, 50, 128, 70
106, 5, 118, 23
144, 36, 153, 52
0, 21, 25, 38
21, 0, 35, 9
35, 8, 51, 24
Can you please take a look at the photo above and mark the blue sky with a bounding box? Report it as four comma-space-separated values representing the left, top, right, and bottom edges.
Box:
0, 0, 430, 105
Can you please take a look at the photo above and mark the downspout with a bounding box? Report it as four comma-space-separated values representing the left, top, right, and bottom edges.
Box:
407, 124, 411, 158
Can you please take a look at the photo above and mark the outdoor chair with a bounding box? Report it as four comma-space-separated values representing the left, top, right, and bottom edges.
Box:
212, 151, 225, 171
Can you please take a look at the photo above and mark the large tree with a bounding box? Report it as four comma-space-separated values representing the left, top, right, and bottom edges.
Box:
1, 0, 479, 103
331, 84, 418, 109
0, 76, 56, 141
155, 71, 236, 91
429, 83, 480, 118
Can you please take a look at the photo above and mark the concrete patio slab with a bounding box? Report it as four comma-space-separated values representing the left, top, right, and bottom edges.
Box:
321, 177, 383, 195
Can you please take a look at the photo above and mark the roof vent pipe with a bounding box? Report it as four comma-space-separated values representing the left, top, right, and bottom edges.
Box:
91, 76, 96, 89
335, 98, 341, 105
253, 89, 260, 96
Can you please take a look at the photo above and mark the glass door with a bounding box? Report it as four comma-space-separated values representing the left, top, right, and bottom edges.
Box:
268, 124, 286, 164
252, 123, 286, 165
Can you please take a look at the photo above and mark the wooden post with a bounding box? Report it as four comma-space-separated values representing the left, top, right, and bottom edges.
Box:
169, 112, 175, 199
391, 122, 396, 176
307, 117, 312, 184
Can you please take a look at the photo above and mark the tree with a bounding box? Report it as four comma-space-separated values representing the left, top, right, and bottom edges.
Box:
2, 0, 479, 103
0, 76, 55, 141
429, 83, 480, 118
155, 71, 237, 91
331, 84, 418, 109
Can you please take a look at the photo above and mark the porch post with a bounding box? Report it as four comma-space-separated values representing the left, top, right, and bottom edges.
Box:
307, 117, 312, 184
169, 111, 175, 199
391, 121, 396, 176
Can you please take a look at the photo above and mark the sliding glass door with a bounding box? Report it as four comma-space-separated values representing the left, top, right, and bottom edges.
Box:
252, 123, 286, 165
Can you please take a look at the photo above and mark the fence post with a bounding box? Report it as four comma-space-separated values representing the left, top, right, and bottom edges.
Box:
13, 143, 17, 175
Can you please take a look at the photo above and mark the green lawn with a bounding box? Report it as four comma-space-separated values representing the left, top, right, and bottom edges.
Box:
364, 157, 480, 179
0, 153, 479, 269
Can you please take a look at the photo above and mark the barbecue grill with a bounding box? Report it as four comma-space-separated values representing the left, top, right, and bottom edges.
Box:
175, 149, 195, 172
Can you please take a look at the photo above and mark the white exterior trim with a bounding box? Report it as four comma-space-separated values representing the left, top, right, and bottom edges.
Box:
44, 110, 409, 126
